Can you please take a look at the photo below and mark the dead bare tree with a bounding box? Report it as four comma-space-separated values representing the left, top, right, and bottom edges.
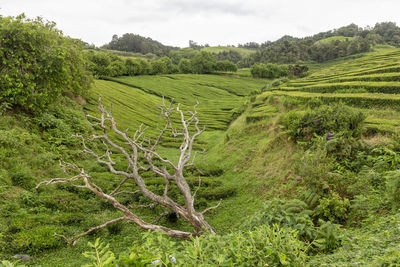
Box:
36, 96, 221, 246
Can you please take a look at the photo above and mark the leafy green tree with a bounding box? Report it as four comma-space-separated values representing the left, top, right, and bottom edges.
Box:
0, 14, 92, 112
86, 51, 112, 77
150, 59, 167, 75
215, 50, 242, 63
168, 48, 198, 64
137, 58, 152, 75
125, 58, 142, 76
103, 33, 178, 56
251, 63, 287, 78
191, 51, 216, 74
178, 58, 193, 73
108, 58, 127, 76
159, 56, 174, 74
215, 60, 238, 72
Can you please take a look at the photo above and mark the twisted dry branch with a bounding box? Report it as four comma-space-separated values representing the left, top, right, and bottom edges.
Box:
36, 96, 221, 244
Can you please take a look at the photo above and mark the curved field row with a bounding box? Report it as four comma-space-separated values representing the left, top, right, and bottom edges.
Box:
288, 66, 400, 86
259, 90, 400, 133
289, 49, 400, 86
89, 75, 268, 135
262, 90, 400, 110
279, 81, 400, 94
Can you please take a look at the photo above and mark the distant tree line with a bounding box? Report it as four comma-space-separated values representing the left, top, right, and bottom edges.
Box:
86, 50, 238, 78
102, 22, 400, 69
102, 33, 179, 56
250, 63, 308, 79
39, 21, 400, 82
236, 22, 400, 66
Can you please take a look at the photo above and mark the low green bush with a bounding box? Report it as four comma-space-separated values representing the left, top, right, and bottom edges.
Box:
385, 170, 400, 210
11, 225, 64, 254
10, 169, 34, 190
251, 63, 288, 79
281, 103, 366, 142
315, 193, 350, 224
242, 199, 316, 241
243, 198, 345, 253
83, 226, 308, 266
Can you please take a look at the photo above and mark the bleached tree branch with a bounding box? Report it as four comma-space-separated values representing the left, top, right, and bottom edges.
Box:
37, 96, 220, 244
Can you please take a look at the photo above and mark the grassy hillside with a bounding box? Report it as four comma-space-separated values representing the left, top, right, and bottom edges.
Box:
0, 74, 270, 266
270, 48, 400, 134
97, 74, 268, 132
201, 46, 256, 57
2, 48, 400, 266
316, 36, 354, 44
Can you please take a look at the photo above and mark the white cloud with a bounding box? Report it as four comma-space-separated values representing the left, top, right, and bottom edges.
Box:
0, 0, 399, 47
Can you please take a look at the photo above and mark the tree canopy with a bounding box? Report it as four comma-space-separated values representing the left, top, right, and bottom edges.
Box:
0, 14, 92, 112
102, 33, 178, 56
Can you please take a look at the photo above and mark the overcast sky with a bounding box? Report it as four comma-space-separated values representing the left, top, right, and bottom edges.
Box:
1, 0, 400, 47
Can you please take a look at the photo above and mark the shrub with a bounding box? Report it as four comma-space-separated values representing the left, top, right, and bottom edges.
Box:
251, 63, 288, 78
215, 60, 238, 72
315, 193, 350, 224
288, 64, 309, 78
11, 225, 64, 253
178, 58, 193, 73
385, 170, 400, 209
243, 199, 316, 241
0, 129, 34, 149
281, 103, 366, 142
191, 51, 216, 74
0, 14, 92, 112
10, 169, 34, 190
85, 226, 308, 266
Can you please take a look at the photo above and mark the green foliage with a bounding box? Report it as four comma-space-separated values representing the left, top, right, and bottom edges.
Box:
385, 170, 400, 209
281, 103, 366, 142
82, 238, 116, 267
315, 193, 350, 224
86, 51, 131, 77
11, 225, 63, 254
191, 51, 216, 74
0, 261, 25, 267
0, 14, 92, 112
288, 64, 309, 78
313, 221, 344, 253
215, 60, 238, 72
310, 212, 400, 265
215, 50, 243, 63
97, 226, 307, 266
178, 58, 193, 74
243, 199, 316, 241
250, 63, 288, 78
150, 57, 176, 75
102, 33, 177, 56
10, 169, 34, 190
0, 102, 12, 115
242, 198, 344, 252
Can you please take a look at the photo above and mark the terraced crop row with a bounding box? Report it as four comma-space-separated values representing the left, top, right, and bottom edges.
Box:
289, 49, 400, 85
280, 81, 400, 94
259, 89, 400, 134
88, 75, 268, 139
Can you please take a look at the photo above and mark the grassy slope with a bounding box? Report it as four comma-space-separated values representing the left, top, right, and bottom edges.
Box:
101, 74, 268, 131
315, 36, 353, 44
271, 48, 400, 134
0, 74, 270, 266
201, 46, 256, 57
2, 48, 400, 266
200, 47, 400, 264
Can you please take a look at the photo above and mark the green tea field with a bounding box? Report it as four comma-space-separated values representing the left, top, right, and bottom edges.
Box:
266, 48, 400, 134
